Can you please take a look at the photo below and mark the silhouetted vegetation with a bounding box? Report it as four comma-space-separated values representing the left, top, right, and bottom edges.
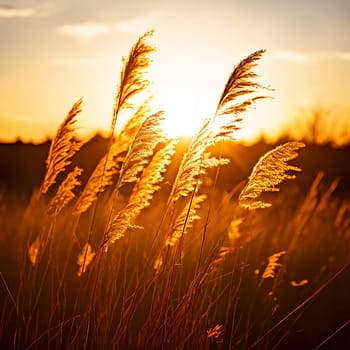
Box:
0, 32, 349, 349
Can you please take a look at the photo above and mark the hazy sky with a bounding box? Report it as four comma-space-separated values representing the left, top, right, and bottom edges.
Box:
1, 0, 349, 142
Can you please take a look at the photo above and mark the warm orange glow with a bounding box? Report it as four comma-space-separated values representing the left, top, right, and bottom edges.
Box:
150, 82, 276, 142
151, 84, 213, 138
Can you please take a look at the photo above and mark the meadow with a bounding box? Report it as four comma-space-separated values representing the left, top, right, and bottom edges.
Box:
0, 31, 349, 349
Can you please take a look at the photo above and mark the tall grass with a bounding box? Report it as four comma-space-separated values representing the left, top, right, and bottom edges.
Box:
0, 32, 349, 349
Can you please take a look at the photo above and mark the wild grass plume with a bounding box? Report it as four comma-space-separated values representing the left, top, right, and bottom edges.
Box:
118, 110, 165, 187
166, 193, 207, 247
170, 49, 269, 205
48, 166, 83, 216
41, 98, 83, 194
105, 138, 176, 246
110, 30, 154, 135
214, 49, 269, 140
73, 98, 152, 215
239, 141, 305, 209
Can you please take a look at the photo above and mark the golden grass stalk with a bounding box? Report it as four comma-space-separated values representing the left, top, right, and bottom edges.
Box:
28, 237, 43, 266
153, 255, 163, 272
262, 250, 286, 279
169, 119, 212, 202
171, 151, 229, 203
170, 119, 229, 203
110, 30, 154, 135
73, 145, 118, 215
130, 139, 177, 202
170, 51, 268, 204
239, 141, 305, 209
74, 32, 154, 216
104, 140, 177, 247
48, 166, 83, 216
73, 99, 151, 215
116, 96, 153, 150
41, 98, 83, 194
77, 243, 96, 277
228, 217, 244, 241
215, 49, 267, 117
166, 194, 207, 247
118, 111, 165, 187
213, 50, 269, 140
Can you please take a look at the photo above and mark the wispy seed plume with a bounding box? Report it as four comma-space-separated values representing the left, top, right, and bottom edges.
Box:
73, 98, 151, 215
104, 140, 176, 247
239, 141, 305, 209
48, 166, 83, 216
41, 98, 83, 194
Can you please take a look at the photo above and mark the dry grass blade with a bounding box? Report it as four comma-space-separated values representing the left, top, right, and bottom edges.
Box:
48, 166, 83, 216
73, 99, 151, 215
77, 243, 96, 276
166, 194, 207, 247
118, 111, 165, 187
111, 30, 154, 133
239, 141, 305, 209
41, 98, 83, 194
105, 140, 176, 247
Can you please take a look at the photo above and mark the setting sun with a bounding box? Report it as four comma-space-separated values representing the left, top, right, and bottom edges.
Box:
151, 84, 213, 138
151, 81, 272, 142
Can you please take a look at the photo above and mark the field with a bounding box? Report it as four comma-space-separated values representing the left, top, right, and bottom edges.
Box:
0, 32, 349, 349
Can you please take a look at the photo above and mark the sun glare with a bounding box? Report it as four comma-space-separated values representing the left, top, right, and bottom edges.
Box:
149, 81, 273, 142
152, 85, 213, 138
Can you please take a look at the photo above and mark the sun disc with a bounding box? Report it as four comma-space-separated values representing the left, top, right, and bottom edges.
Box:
152, 85, 213, 138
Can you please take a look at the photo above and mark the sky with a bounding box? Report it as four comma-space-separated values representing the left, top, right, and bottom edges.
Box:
0, 0, 349, 143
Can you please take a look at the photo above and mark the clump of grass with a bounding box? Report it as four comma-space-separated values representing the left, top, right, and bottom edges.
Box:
1, 31, 348, 350
73, 31, 154, 218
105, 139, 176, 247
73, 98, 152, 215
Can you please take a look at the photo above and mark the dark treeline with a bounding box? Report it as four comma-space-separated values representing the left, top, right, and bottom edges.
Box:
0, 134, 349, 201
